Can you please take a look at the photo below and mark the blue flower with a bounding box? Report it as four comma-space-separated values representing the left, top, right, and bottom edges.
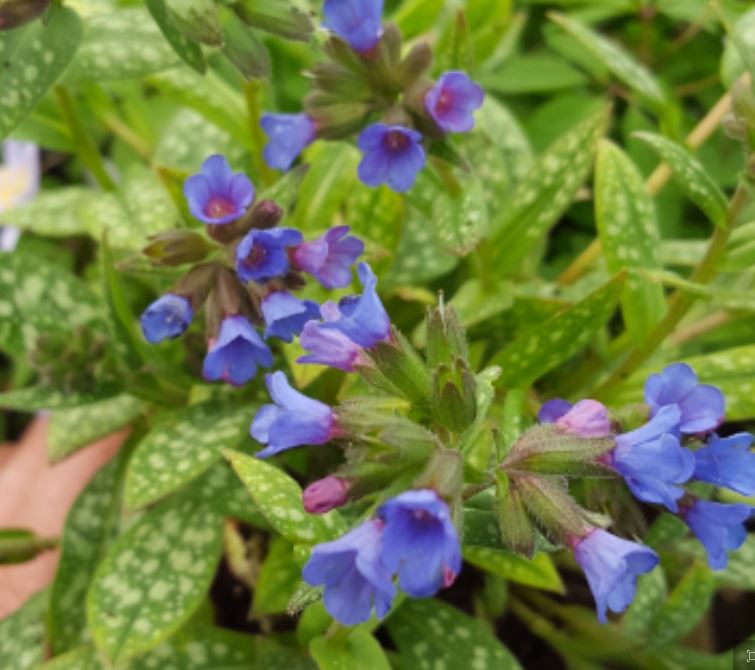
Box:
202, 315, 272, 386
140, 294, 193, 344
298, 301, 367, 371
235, 227, 303, 283
538, 398, 574, 424
610, 406, 693, 512
183, 155, 254, 225
644, 363, 724, 434
573, 529, 659, 623
378, 489, 462, 598
261, 291, 321, 343
261, 113, 317, 171
320, 262, 391, 348
322, 0, 384, 53
425, 71, 484, 133
357, 124, 425, 193
693, 432, 755, 496
683, 500, 752, 570
292, 226, 365, 289
302, 519, 395, 625
251, 371, 336, 458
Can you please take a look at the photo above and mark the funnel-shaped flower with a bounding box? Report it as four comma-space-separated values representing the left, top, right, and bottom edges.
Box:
140, 294, 193, 344
235, 227, 303, 283
292, 226, 364, 289
261, 113, 316, 171
322, 0, 384, 53
683, 500, 752, 570
693, 432, 755, 496
299, 301, 367, 371
357, 124, 425, 193
425, 71, 484, 133
202, 315, 272, 386
261, 291, 320, 343
184, 155, 254, 225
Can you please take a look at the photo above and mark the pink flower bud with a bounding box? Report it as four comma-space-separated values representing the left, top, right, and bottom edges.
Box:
556, 399, 612, 438
303, 476, 351, 515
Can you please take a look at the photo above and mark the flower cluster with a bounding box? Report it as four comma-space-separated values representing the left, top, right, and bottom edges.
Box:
534, 363, 754, 618
139, 154, 365, 387
259, 0, 484, 192
303, 489, 461, 625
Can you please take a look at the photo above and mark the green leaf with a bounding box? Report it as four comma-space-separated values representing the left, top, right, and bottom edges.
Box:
0, 250, 105, 355
488, 105, 609, 275
0, 187, 91, 237
480, 53, 591, 94
145, 0, 206, 74
125, 403, 251, 509
387, 599, 523, 670
48, 394, 143, 462
491, 274, 624, 388
310, 629, 392, 670
432, 175, 489, 256
646, 562, 715, 647
197, 462, 271, 529
37, 646, 104, 670
223, 449, 344, 544
48, 450, 129, 655
0, 7, 83, 139
220, 6, 271, 79
253, 536, 302, 614
0, 590, 47, 670
548, 12, 666, 106
633, 132, 728, 228
622, 566, 668, 636
594, 140, 665, 340
63, 9, 180, 83
391, 0, 444, 40
0, 384, 119, 410
463, 546, 565, 593
87, 492, 224, 662
165, 0, 223, 46
721, 7, 755, 87
679, 534, 755, 591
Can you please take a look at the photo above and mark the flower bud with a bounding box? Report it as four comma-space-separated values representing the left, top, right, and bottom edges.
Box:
367, 330, 432, 406
0, 0, 49, 30
233, 0, 313, 41
303, 476, 351, 514
431, 359, 476, 432
425, 300, 468, 370
142, 230, 212, 267
165, 0, 222, 46
494, 472, 536, 558
413, 448, 463, 501
396, 41, 433, 88
305, 93, 371, 139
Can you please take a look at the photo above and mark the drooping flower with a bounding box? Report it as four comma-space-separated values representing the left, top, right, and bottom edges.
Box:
261, 113, 317, 171
693, 432, 755, 496
572, 528, 659, 623
303, 476, 351, 515
555, 400, 612, 438
302, 519, 395, 625
538, 398, 573, 424
291, 226, 365, 289
320, 262, 391, 348
298, 301, 367, 371
140, 294, 193, 344
683, 500, 752, 570
202, 315, 272, 386
322, 0, 384, 53
609, 406, 693, 512
261, 291, 321, 343
0, 140, 39, 252
425, 71, 485, 133
235, 227, 303, 283
183, 155, 254, 225
378, 489, 462, 598
251, 371, 337, 458
357, 124, 425, 193
644, 363, 724, 434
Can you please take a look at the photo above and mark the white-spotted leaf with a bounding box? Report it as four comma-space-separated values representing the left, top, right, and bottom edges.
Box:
0, 590, 47, 670
310, 629, 391, 670
145, 0, 206, 74
463, 546, 564, 593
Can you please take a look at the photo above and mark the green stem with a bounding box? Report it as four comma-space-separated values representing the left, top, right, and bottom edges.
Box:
596, 182, 751, 398
243, 79, 275, 188
54, 86, 116, 191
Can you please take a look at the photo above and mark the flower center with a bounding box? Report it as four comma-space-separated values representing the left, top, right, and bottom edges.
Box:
384, 130, 410, 153
436, 90, 454, 115
205, 196, 236, 219
245, 242, 266, 267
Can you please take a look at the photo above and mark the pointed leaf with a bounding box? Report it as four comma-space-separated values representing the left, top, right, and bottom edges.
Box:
0, 590, 47, 670
463, 546, 565, 593
310, 629, 391, 670
145, 0, 206, 74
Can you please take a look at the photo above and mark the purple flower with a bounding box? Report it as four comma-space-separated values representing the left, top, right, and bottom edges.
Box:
378, 489, 462, 598
610, 406, 693, 512
320, 262, 391, 348
292, 226, 365, 289
538, 398, 573, 424
302, 519, 395, 625
261, 113, 317, 171
261, 291, 321, 343
557, 400, 612, 438
202, 315, 272, 386
235, 227, 303, 283
357, 124, 425, 193
683, 500, 752, 570
183, 155, 254, 225
322, 0, 383, 53
573, 529, 659, 623
425, 71, 484, 133
298, 301, 367, 371
140, 294, 193, 344
251, 371, 336, 458
303, 476, 351, 515
693, 432, 755, 496
644, 363, 724, 434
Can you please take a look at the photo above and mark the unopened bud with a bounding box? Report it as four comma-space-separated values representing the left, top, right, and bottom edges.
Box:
397, 41, 433, 88
233, 0, 313, 41
414, 448, 463, 500
366, 329, 432, 406
0, 0, 49, 30
305, 94, 371, 139
143, 230, 212, 267
426, 299, 468, 369
165, 0, 222, 46
303, 476, 351, 514
431, 359, 476, 432
175, 262, 219, 310
495, 472, 536, 558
